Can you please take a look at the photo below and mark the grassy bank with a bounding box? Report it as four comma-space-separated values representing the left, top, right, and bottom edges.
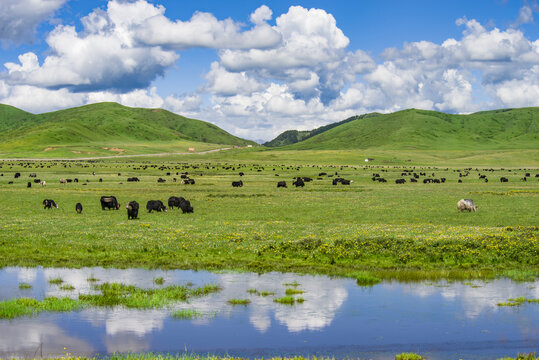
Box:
0, 152, 537, 281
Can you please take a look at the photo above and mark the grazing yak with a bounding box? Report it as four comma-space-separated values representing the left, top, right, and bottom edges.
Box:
232, 180, 243, 187
76, 203, 83, 214
43, 199, 58, 209
100, 196, 120, 210
147, 200, 167, 213
292, 177, 305, 187
60, 178, 67, 184
40, 180, 46, 187
14, 172, 20, 178
168, 196, 194, 212
126, 201, 139, 219
457, 199, 477, 212
127, 177, 140, 182
500, 177, 508, 182
27, 182, 32, 188
395, 179, 406, 184
277, 181, 287, 188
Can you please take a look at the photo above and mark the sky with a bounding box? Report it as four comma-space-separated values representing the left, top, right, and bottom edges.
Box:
1, 0, 538, 142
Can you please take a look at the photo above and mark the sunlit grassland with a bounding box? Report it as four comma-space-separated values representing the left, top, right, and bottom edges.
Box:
0, 150, 537, 281
0, 140, 226, 159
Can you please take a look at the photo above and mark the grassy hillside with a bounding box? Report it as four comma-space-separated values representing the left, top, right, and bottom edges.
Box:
264, 113, 381, 147
281, 108, 539, 150
0, 102, 255, 157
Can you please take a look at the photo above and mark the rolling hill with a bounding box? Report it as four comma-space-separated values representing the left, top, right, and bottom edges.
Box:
263, 113, 381, 147
270, 108, 539, 150
0, 102, 255, 157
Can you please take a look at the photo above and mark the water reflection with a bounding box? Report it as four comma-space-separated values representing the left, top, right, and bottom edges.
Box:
0, 267, 537, 359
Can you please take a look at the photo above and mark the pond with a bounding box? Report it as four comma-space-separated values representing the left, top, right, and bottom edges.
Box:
0, 267, 537, 359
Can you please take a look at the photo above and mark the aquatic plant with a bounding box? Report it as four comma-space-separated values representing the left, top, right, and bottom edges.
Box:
285, 288, 304, 295
227, 299, 250, 305
497, 297, 539, 307
497, 353, 538, 360
171, 309, 203, 319
396, 353, 423, 360
353, 271, 381, 286
59, 284, 75, 291
154, 277, 165, 285
18, 283, 32, 290
0, 282, 221, 319
48, 277, 63, 285
0, 297, 81, 319
273, 296, 297, 305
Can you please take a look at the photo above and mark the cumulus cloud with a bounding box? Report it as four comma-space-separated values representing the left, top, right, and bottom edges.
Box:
2, 0, 281, 93
250, 5, 273, 25
2, 2, 539, 141
136, 6, 281, 50
0, 0, 68, 44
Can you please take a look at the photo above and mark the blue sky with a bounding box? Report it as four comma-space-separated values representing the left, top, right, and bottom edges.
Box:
1, 0, 538, 141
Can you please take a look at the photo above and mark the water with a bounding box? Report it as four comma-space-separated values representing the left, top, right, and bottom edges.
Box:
0, 267, 537, 359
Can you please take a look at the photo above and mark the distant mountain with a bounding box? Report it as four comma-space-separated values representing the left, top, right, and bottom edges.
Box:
263, 113, 381, 147
0, 102, 255, 157
266, 108, 539, 150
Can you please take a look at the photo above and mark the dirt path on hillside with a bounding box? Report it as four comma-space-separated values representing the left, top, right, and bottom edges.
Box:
0, 147, 237, 161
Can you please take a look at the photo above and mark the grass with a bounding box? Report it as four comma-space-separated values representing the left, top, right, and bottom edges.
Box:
284, 108, 539, 150
59, 284, 75, 291
395, 353, 423, 360
48, 277, 63, 285
273, 296, 305, 305
18, 283, 32, 289
353, 271, 382, 286
285, 288, 304, 295
497, 297, 539, 307
0, 282, 220, 319
227, 298, 251, 305
0, 102, 255, 158
171, 309, 203, 319
0, 297, 81, 319
498, 354, 538, 360
154, 277, 165, 285
0, 152, 537, 282
247, 289, 275, 296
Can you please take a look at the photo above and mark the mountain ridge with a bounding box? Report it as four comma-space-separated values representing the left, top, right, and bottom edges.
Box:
267, 107, 539, 150
0, 102, 255, 157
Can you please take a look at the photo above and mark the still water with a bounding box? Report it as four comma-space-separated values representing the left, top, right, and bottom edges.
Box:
0, 267, 537, 359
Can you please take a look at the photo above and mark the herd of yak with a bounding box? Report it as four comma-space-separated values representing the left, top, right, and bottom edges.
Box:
2, 161, 537, 218
42, 195, 193, 220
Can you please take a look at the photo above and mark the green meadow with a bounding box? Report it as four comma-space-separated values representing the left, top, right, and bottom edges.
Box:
0, 149, 537, 281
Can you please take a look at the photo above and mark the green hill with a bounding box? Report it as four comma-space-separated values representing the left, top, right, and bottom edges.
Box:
278, 108, 539, 150
0, 102, 255, 157
264, 113, 381, 147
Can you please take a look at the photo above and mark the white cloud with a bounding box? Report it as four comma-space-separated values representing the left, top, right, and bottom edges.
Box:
135, 9, 281, 50
3, 3, 539, 142
0, 0, 68, 43
250, 5, 273, 25
203, 62, 265, 96
2, 0, 282, 93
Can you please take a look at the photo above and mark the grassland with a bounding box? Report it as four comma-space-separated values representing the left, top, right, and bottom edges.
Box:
0, 102, 255, 158
0, 149, 537, 281
283, 108, 539, 150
